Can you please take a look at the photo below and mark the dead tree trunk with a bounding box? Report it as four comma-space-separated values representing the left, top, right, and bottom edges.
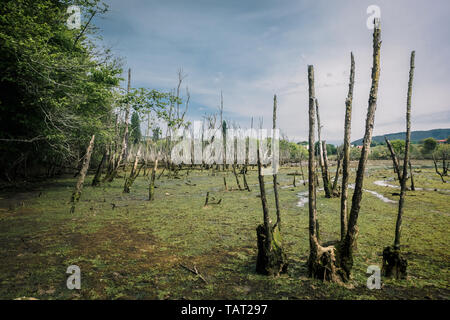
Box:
149, 158, 158, 201
255, 121, 287, 276
272, 95, 281, 230
306, 66, 342, 282
103, 114, 119, 182
322, 140, 335, 197
92, 150, 107, 187
223, 176, 228, 191
204, 191, 210, 207
108, 68, 132, 182
433, 155, 447, 183
70, 135, 95, 213
242, 171, 251, 191
123, 145, 141, 193
382, 51, 415, 280
315, 99, 332, 198
385, 137, 402, 181
332, 151, 342, 195
232, 164, 243, 190
443, 154, 448, 176
220, 91, 227, 171
339, 22, 381, 280
340, 52, 355, 242
409, 160, 415, 191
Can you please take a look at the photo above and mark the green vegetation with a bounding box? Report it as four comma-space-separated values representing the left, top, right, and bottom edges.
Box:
130, 112, 142, 145
0, 161, 448, 299
0, 0, 178, 181
422, 137, 438, 155
0, 0, 120, 180
0, 0, 448, 302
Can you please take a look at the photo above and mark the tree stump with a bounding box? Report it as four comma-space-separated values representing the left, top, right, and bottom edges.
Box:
307, 239, 347, 283
382, 246, 407, 279
256, 224, 288, 276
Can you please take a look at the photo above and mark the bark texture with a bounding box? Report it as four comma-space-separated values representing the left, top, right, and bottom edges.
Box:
340, 52, 355, 241
108, 68, 132, 182
340, 24, 381, 279
315, 98, 332, 198
92, 150, 107, 187
272, 95, 281, 229
382, 51, 415, 280
70, 135, 95, 213
385, 138, 402, 181
255, 118, 287, 276
306, 65, 342, 281
123, 145, 142, 193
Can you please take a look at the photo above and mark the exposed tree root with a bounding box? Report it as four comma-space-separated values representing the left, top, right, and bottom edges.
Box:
307, 238, 347, 283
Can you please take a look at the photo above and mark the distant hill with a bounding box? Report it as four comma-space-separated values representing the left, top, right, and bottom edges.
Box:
351, 128, 450, 146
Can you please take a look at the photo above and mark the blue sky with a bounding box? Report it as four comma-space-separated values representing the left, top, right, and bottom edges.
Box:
93, 0, 450, 144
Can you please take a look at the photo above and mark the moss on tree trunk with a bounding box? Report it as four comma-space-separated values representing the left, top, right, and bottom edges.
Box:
256, 224, 288, 276
382, 246, 407, 279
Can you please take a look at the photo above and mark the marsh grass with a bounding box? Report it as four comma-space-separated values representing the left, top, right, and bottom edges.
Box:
0, 161, 448, 299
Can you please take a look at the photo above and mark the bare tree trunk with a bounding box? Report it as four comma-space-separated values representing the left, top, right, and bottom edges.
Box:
433, 155, 447, 183
409, 160, 415, 191
340, 23, 381, 279
394, 51, 414, 249
306, 66, 341, 281
204, 191, 210, 207
123, 68, 132, 164
242, 170, 251, 191
340, 52, 355, 241
220, 91, 227, 171
322, 140, 334, 197
315, 99, 332, 198
149, 158, 158, 201
443, 153, 448, 176
232, 164, 243, 190
255, 119, 287, 276
332, 151, 342, 195
70, 135, 95, 213
223, 176, 228, 191
123, 145, 141, 193
383, 51, 414, 279
385, 137, 402, 181
103, 114, 119, 182
272, 95, 281, 230
257, 143, 270, 232
308, 66, 318, 253
92, 150, 107, 187
108, 69, 132, 182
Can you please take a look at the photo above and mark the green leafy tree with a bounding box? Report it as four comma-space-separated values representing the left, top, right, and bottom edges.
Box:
326, 144, 337, 155
130, 112, 141, 144
422, 137, 437, 154
0, 0, 177, 181
391, 140, 406, 155
350, 147, 362, 161
0, 0, 121, 180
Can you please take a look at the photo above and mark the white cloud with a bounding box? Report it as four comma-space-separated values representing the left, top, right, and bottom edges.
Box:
98, 0, 450, 143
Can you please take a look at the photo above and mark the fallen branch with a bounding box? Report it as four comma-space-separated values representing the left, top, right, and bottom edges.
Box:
179, 263, 207, 283
203, 192, 222, 207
